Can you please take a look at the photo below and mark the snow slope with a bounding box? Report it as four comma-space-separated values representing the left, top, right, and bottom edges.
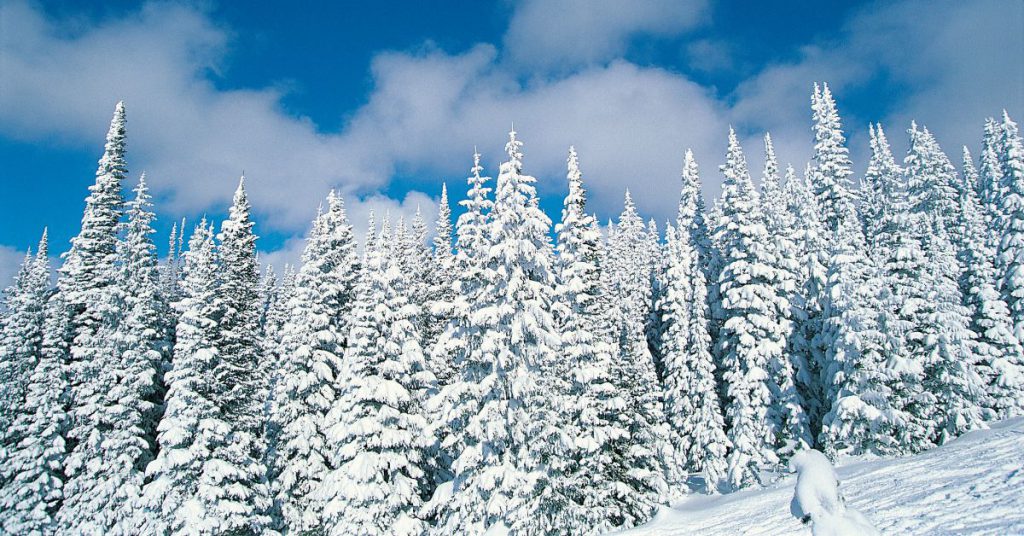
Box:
622, 418, 1024, 535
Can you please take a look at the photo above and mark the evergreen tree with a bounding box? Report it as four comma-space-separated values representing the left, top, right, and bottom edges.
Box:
995, 112, 1024, 342
714, 128, 788, 489
810, 83, 855, 237
0, 231, 54, 528
553, 147, 636, 530
818, 206, 900, 457
424, 184, 457, 383
426, 152, 493, 488
58, 102, 144, 534
784, 165, 829, 438
958, 149, 1024, 419
115, 172, 172, 483
139, 221, 225, 534
658, 150, 730, 492
759, 134, 811, 457
270, 191, 358, 533
204, 177, 273, 533
434, 130, 566, 534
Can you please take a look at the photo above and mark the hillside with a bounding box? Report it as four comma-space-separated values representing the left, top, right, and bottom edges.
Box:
624, 418, 1024, 535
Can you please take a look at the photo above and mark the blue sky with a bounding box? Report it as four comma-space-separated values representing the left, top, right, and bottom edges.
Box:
0, 0, 1021, 283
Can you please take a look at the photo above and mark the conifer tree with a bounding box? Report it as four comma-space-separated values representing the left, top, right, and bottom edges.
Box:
427, 153, 493, 485
270, 191, 358, 533
139, 220, 224, 534
658, 150, 730, 492
810, 83, 855, 237
434, 130, 566, 534
714, 128, 789, 488
553, 147, 636, 530
0, 231, 54, 524
996, 112, 1024, 341
784, 165, 829, 438
58, 102, 144, 534
958, 150, 1024, 419
204, 177, 273, 533
424, 184, 457, 380
817, 206, 900, 457
759, 134, 811, 456
321, 215, 435, 536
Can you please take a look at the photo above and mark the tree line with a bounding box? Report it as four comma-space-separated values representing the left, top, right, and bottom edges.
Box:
1, 84, 1022, 535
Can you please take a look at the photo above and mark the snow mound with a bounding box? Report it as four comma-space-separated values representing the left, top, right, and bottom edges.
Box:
618, 417, 1024, 535
788, 449, 879, 536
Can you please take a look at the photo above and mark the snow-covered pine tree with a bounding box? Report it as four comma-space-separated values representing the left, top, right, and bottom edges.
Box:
957, 149, 1024, 419
809, 83, 855, 238
904, 124, 988, 443
2, 286, 70, 535
433, 130, 567, 534
139, 220, 224, 534
605, 190, 676, 495
817, 204, 900, 457
553, 146, 637, 531
995, 112, 1024, 342
423, 184, 457, 382
270, 191, 358, 533
320, 215, 436, 536
979, 117, 1006, 246
58, 102, 150, 534
0, 231, 52, 512
426, 152, 493, 490
783, 165, 829, 439
117, 171, 172, 459
658, 150, 730, 493
714, 128, 789, 489
161, 219, 185, 305
759, 134, 811, 458
202, 177, 273, 533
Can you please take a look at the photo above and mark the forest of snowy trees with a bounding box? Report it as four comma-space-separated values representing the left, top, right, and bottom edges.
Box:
1, 83, 1023, 535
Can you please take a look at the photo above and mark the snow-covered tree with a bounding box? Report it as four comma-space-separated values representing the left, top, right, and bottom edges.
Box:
553, 147, 639, 530
423, 184, 457, 379
0, 231, 55, 530
139, 220, 224, 534
270, 191, 358, 533
58, 102, 147, 534
957, 149, 1024, 419
433, 130, 567, 534
203, 177, 273, 533
759, 134, 811, 457
1, 286, 70, 535
658, 150, 730, 492
320, 216, 435, 536
817, 204, 900, 457
714, 128, 789, 489
995, 112, 1024, 342
426, 152, 493, 485
115, 172, 172, 470
784, 165, 829, 438
810, 83, 855, 237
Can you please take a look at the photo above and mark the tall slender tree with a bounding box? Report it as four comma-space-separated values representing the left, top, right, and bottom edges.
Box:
714, 128, 788, 489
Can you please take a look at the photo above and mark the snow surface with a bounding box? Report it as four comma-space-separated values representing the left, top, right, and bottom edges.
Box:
619, 417, 1024, 535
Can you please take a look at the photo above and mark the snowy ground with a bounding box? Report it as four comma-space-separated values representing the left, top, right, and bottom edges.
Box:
622, 418, 1024, 535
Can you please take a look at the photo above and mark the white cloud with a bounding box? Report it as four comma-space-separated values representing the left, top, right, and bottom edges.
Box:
502, 0, 708, 71
0, 246, 29, 292
730, 0, 1024, 170
1, 0, 1021, 269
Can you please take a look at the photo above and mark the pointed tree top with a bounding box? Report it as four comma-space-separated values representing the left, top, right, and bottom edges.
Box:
506, 125, 524, 166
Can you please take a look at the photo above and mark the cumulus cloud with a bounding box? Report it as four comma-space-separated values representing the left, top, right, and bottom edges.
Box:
502, 0, 708, 71
1, 0, 1020, 268
731, 0, 1024, 168
0, 245, 29, 292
